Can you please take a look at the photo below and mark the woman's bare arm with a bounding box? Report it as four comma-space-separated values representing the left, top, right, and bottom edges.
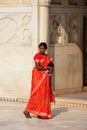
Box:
35, 62, 47, 70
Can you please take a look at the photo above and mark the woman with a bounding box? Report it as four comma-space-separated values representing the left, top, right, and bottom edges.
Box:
23, 42, 55, 119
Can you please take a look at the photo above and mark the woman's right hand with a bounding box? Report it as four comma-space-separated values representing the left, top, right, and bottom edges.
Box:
47, 67, 54, 74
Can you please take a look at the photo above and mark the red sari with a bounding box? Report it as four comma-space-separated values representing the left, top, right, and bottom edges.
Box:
25, 53, 55, 119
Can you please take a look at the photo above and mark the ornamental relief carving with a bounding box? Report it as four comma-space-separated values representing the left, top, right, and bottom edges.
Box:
0, 13, 32, 46
67, 15, 78, 44
50, 14, 63, 44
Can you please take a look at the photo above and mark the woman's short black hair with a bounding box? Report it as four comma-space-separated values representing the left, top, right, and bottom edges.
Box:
39, 42, 47, 50
47, 62, 54, 67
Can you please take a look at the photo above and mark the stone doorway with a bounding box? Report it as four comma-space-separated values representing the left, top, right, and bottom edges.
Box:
83, 16, 87, 86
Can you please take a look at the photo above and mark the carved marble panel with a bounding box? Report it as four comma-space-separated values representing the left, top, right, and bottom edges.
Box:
67, 14, 79, 44
50, 14, 63, 45
0, 13, 32, 46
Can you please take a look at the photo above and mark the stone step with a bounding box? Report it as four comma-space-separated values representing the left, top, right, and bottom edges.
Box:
55, 98, 87, 108
0, 96, 87, 108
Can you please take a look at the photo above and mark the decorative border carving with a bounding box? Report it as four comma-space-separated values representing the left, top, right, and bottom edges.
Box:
0, 13, 32, 46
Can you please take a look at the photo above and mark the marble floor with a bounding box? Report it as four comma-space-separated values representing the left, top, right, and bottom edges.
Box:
0, 101, 87, 130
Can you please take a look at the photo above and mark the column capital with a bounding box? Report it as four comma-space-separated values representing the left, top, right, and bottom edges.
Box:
32, 0, 51, 6
39, 0, 51, 6
32, 0, 39, 6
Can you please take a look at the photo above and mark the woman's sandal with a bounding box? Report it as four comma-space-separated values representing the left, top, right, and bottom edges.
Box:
37, 116, 51, 119
37, 116, 42, 119
37, 116, 45, 119
23, 111, 31, 118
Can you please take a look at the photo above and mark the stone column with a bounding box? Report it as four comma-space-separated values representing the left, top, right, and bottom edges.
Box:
39, 0, 51, 45
32, 0, 39, 57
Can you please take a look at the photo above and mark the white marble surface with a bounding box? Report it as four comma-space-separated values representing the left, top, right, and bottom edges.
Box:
0, 8, 33, 99
49, 43, 83, 95
0, 1, 86, 99
0, 101, 87, 130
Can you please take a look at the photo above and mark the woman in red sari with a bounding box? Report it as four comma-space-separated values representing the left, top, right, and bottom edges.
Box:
23, 42, 55, 119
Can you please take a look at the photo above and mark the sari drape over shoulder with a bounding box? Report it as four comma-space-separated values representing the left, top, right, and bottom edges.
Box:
25, 53, 55, 119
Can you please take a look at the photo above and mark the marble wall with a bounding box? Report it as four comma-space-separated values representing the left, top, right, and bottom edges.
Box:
0, 0, 32, 5
0, 0, 87, 99
0, 7, 33, 99
49, 44, 83, 95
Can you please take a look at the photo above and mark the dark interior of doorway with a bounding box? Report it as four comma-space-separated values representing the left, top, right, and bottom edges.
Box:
83, 16, 87, 86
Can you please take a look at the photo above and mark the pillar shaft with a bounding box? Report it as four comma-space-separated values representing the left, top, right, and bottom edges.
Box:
39, 0, 51, 45
32, 0, 51, 56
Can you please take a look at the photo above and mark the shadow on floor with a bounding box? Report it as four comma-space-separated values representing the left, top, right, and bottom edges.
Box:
52, 107, 69, 117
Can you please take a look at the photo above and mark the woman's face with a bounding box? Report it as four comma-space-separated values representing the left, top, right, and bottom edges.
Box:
39, 45, 46, 55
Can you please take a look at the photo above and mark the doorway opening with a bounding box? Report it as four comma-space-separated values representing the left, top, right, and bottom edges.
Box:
83, 16, 87, 86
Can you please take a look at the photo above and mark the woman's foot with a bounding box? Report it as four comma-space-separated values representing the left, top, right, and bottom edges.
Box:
23, 111, 31, 118
37, 116, 51, 119
37, 116, 42, 119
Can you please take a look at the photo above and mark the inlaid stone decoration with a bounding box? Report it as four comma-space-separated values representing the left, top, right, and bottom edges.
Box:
0, 13, 32, 46
69, 0, 79, 5
67, 15, 78, 43
50, 14, 63, 44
